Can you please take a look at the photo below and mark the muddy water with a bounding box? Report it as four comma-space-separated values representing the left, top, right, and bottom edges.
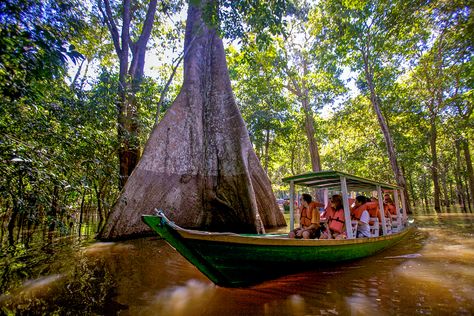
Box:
1, 213, 473, 315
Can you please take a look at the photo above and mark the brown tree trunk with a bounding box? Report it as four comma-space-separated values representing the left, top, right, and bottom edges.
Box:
461, 139, 474, 207
264, 128, 270, 173
285, 57, 321, 173
429, 114, 441, 212
455, 140, 467, 211
302, 98, 321, 172
441, 158, 450, 208
99, 1, 285, 239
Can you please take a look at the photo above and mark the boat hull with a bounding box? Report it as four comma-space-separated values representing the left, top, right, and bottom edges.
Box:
142, 214, 414, 287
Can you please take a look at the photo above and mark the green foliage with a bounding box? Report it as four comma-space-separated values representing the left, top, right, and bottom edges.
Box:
0, 0, 86, 100
201, 0, 287, 48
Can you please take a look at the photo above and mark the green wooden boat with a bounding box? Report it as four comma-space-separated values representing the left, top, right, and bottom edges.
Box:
142, 171, 414, 287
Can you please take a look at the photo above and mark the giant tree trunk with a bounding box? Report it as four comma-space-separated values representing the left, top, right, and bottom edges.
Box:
99, 1, 285, 239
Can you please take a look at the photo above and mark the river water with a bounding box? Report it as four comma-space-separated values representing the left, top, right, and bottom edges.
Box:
1, 213, 473, 315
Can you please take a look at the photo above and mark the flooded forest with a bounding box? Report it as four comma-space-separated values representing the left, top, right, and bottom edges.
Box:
0, 0, 473, 314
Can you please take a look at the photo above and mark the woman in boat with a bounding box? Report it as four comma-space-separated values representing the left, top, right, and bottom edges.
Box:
288, 193, 324, 239
350, 196, 371, 238
320, 194, 346, 239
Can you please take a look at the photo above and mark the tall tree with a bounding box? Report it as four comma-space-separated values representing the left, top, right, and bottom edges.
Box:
405, 0, 473, 211
99, 0, 286, 239
280, 1, 344, 173
99, 0, 160, 188
319, 0, 431, 212
227, 41, 290, 174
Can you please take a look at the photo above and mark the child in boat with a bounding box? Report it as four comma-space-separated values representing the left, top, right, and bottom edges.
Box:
320, 194, 346, 239
351, 196, 371, 238
288, 193, 323, 239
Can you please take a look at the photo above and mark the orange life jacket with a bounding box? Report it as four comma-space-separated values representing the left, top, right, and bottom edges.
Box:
384, 203, 396, 216
351, 201, 381, 222
351, 206, 365, 221
328, 208, 345, 234
365, 202, 381, 222
300, 201, 319, 227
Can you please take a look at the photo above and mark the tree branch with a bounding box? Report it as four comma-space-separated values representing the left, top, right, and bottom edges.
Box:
100, 0, 121, 56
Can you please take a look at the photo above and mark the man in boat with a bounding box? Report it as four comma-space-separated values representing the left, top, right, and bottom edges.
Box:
288, 193, 324, 239
350, 196, 371, 238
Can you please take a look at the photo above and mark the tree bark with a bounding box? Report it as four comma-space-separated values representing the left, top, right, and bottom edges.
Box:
99, 1, 285, 239
302, 98, 321, 172
461, 139, 474, 207
429, 113, 441, 212
441, 158, 450, 207
455, 140, 467, 211
264, 128, 270, 173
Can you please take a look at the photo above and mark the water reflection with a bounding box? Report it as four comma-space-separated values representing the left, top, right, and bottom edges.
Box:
0, 213, 473, 315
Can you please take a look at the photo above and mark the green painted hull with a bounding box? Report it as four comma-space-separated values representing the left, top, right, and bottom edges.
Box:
142, 213, 414, 287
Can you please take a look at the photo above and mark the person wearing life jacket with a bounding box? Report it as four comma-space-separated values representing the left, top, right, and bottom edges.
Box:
383, 193, 397, 216
350, 196, 371, 238
320, 194, 346, 239
288, 193, 324, 239
364, 198, 382, 225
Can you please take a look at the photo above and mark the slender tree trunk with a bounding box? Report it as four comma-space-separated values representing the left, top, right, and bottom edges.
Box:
464, 173, 472, 212
49, 186, 59, 232
429, 114, 441, 212
70, 57, 85, 88
461, 139, 474, 208
264, 128, 270, 173
404, 165, 416, 208
94, 182, 104, 233
302, 98, 321, 172
78, 188, 86, 236
285, 58, 322, 173
7, 207, 18, 246
455, 140, 467, 212
441, 158, 450, 208
99, 1, 285, 239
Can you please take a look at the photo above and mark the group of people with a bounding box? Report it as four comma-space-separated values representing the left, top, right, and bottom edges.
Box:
288, 193, 398, 240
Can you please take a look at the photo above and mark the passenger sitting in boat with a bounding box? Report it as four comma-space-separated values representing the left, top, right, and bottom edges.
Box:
383, 193, 397, 215
363, 197, 382, 226
320, 194, 346, 239
288, 193, 324, 239
351, 196, 371, 238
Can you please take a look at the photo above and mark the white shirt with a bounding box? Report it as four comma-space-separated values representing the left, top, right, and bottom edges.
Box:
357, 210, 371, 237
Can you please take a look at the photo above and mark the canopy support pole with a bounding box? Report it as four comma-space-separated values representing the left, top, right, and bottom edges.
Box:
323, 188, 328, 209
290, 181, 295, 231
377, 185, 388, 235
340, 176, 354, 239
